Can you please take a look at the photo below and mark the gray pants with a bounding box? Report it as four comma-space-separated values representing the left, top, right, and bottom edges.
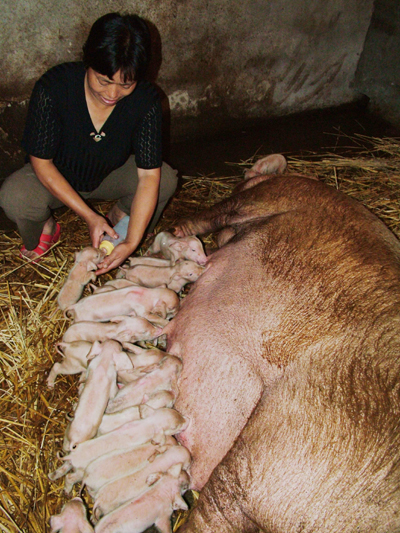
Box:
0, 156, 178, 250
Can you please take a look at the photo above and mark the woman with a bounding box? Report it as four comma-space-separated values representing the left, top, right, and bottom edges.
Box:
0, 12, 177, 274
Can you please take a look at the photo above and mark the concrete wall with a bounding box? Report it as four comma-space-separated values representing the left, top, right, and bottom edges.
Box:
0, 0, 374, 177
355, 0, 400, 128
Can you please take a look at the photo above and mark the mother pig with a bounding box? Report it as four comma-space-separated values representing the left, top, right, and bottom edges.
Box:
164, 155, 400, 532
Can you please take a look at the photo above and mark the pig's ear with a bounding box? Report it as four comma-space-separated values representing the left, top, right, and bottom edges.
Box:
87, 341, 102, 360
151, 432, 166, 446
139, 363, 159, 374
109, 315, 126, 323
170, 241, 185, 252
122, 341, 143, 354
180, 415, 190, 431
86, 260, 97, 271
141, 393, 150, 404
146, 472, 163, 486
173, 494, 189, 511
139, 404, 155, 419
167, 463, 183, 478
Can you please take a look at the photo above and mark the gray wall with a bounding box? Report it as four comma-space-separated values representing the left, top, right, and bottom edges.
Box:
0, 0, 374, 176
355, 0, 400, 128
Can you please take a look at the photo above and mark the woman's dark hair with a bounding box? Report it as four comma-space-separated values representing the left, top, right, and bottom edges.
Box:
82, 12, 151, 82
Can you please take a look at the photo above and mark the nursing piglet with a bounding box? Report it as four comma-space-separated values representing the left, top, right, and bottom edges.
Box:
94, 464, 189, 533
117, 343, 167, 384
97, 390, 175, 435
93, 444, 191, 519
50, 497, 94, 533
90, 279, 136, 294
62, 316, 163, 344
83, 437, 178, 498
122, 260, 205, 292
65, 285, 179, 323
63, 341, 121, 451
57, 247, 106, 311
47, 341, 92, 388
49, 407, 188, 489
145, 231, 207, 265
106, 355, 182, 414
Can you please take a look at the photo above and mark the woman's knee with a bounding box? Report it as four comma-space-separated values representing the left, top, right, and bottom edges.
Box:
160, 162, 178, 201
0, 165, 54, 222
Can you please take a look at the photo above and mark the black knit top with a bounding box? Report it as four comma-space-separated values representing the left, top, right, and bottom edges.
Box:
22, 62, 163, 192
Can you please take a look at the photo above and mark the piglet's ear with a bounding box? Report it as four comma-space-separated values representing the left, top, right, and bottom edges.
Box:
86, 260, 97, 271
146, 472, 163, 486
173, 494, 189, 511
109, 316, 126, 323
167, 463, 183, 478
139, 404, 155, 419
170, 241, 185, 251
87, 341, 102, 360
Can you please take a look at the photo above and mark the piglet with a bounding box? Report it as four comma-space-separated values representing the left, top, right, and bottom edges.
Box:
49, 497, 94, 533
65, 285, 180, 323
145, 231, 208, 265
117, 343, 169, 384
243, 153, 288, 179
57, 247, 106, 311
97, 390, 176, 435
94, 464, 190, 533
106, 355, 182, 414
62, 316, 163, 344
90, 279, 137, 294
82, 437, 178, 498
93, 444, 191, 520
122, 260, 205, 292
47, 341, 92, 388
49, 408, 188, 491
63, 341, 121, 451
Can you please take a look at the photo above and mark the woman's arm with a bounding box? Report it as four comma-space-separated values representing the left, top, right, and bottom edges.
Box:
30, 155, 117, 246
96, 166, 161, 274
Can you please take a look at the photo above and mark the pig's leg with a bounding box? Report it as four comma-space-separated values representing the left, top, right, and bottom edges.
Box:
47, 359, 86, 388
174, 175, 323, 238
64, 469, 84, 494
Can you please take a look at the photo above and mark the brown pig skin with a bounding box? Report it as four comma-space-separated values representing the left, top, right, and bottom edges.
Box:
168, 157, 400, 532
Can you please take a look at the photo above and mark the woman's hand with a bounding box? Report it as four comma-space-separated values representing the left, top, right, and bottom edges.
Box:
86, 212, 118, 248
95, 241, 134, 275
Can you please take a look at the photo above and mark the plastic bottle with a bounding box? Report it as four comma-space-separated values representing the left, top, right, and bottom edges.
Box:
100, 216, 130, 255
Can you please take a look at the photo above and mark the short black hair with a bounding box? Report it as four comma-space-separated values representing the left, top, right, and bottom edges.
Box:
82, 12, 151, 82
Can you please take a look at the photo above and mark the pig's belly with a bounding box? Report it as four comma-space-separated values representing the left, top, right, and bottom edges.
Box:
166, 242, 280, 490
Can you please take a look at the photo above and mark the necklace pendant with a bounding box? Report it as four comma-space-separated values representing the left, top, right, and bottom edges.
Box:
90, 132, 106, 142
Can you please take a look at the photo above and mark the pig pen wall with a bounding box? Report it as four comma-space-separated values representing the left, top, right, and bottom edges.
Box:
0, 0, 374, 182
355, 0, 400, 128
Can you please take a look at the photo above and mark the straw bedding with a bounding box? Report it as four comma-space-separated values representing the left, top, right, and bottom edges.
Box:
0, 134, 399, 532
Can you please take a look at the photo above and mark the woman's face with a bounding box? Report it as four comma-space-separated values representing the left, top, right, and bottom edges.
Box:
86, 67, 137, 107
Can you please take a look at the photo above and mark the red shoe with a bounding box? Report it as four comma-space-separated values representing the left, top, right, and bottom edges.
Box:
20, 223, 61, 263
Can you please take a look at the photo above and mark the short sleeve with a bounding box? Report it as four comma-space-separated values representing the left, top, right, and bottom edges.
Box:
134, 99, 162, 169
21, 81, 61, 159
